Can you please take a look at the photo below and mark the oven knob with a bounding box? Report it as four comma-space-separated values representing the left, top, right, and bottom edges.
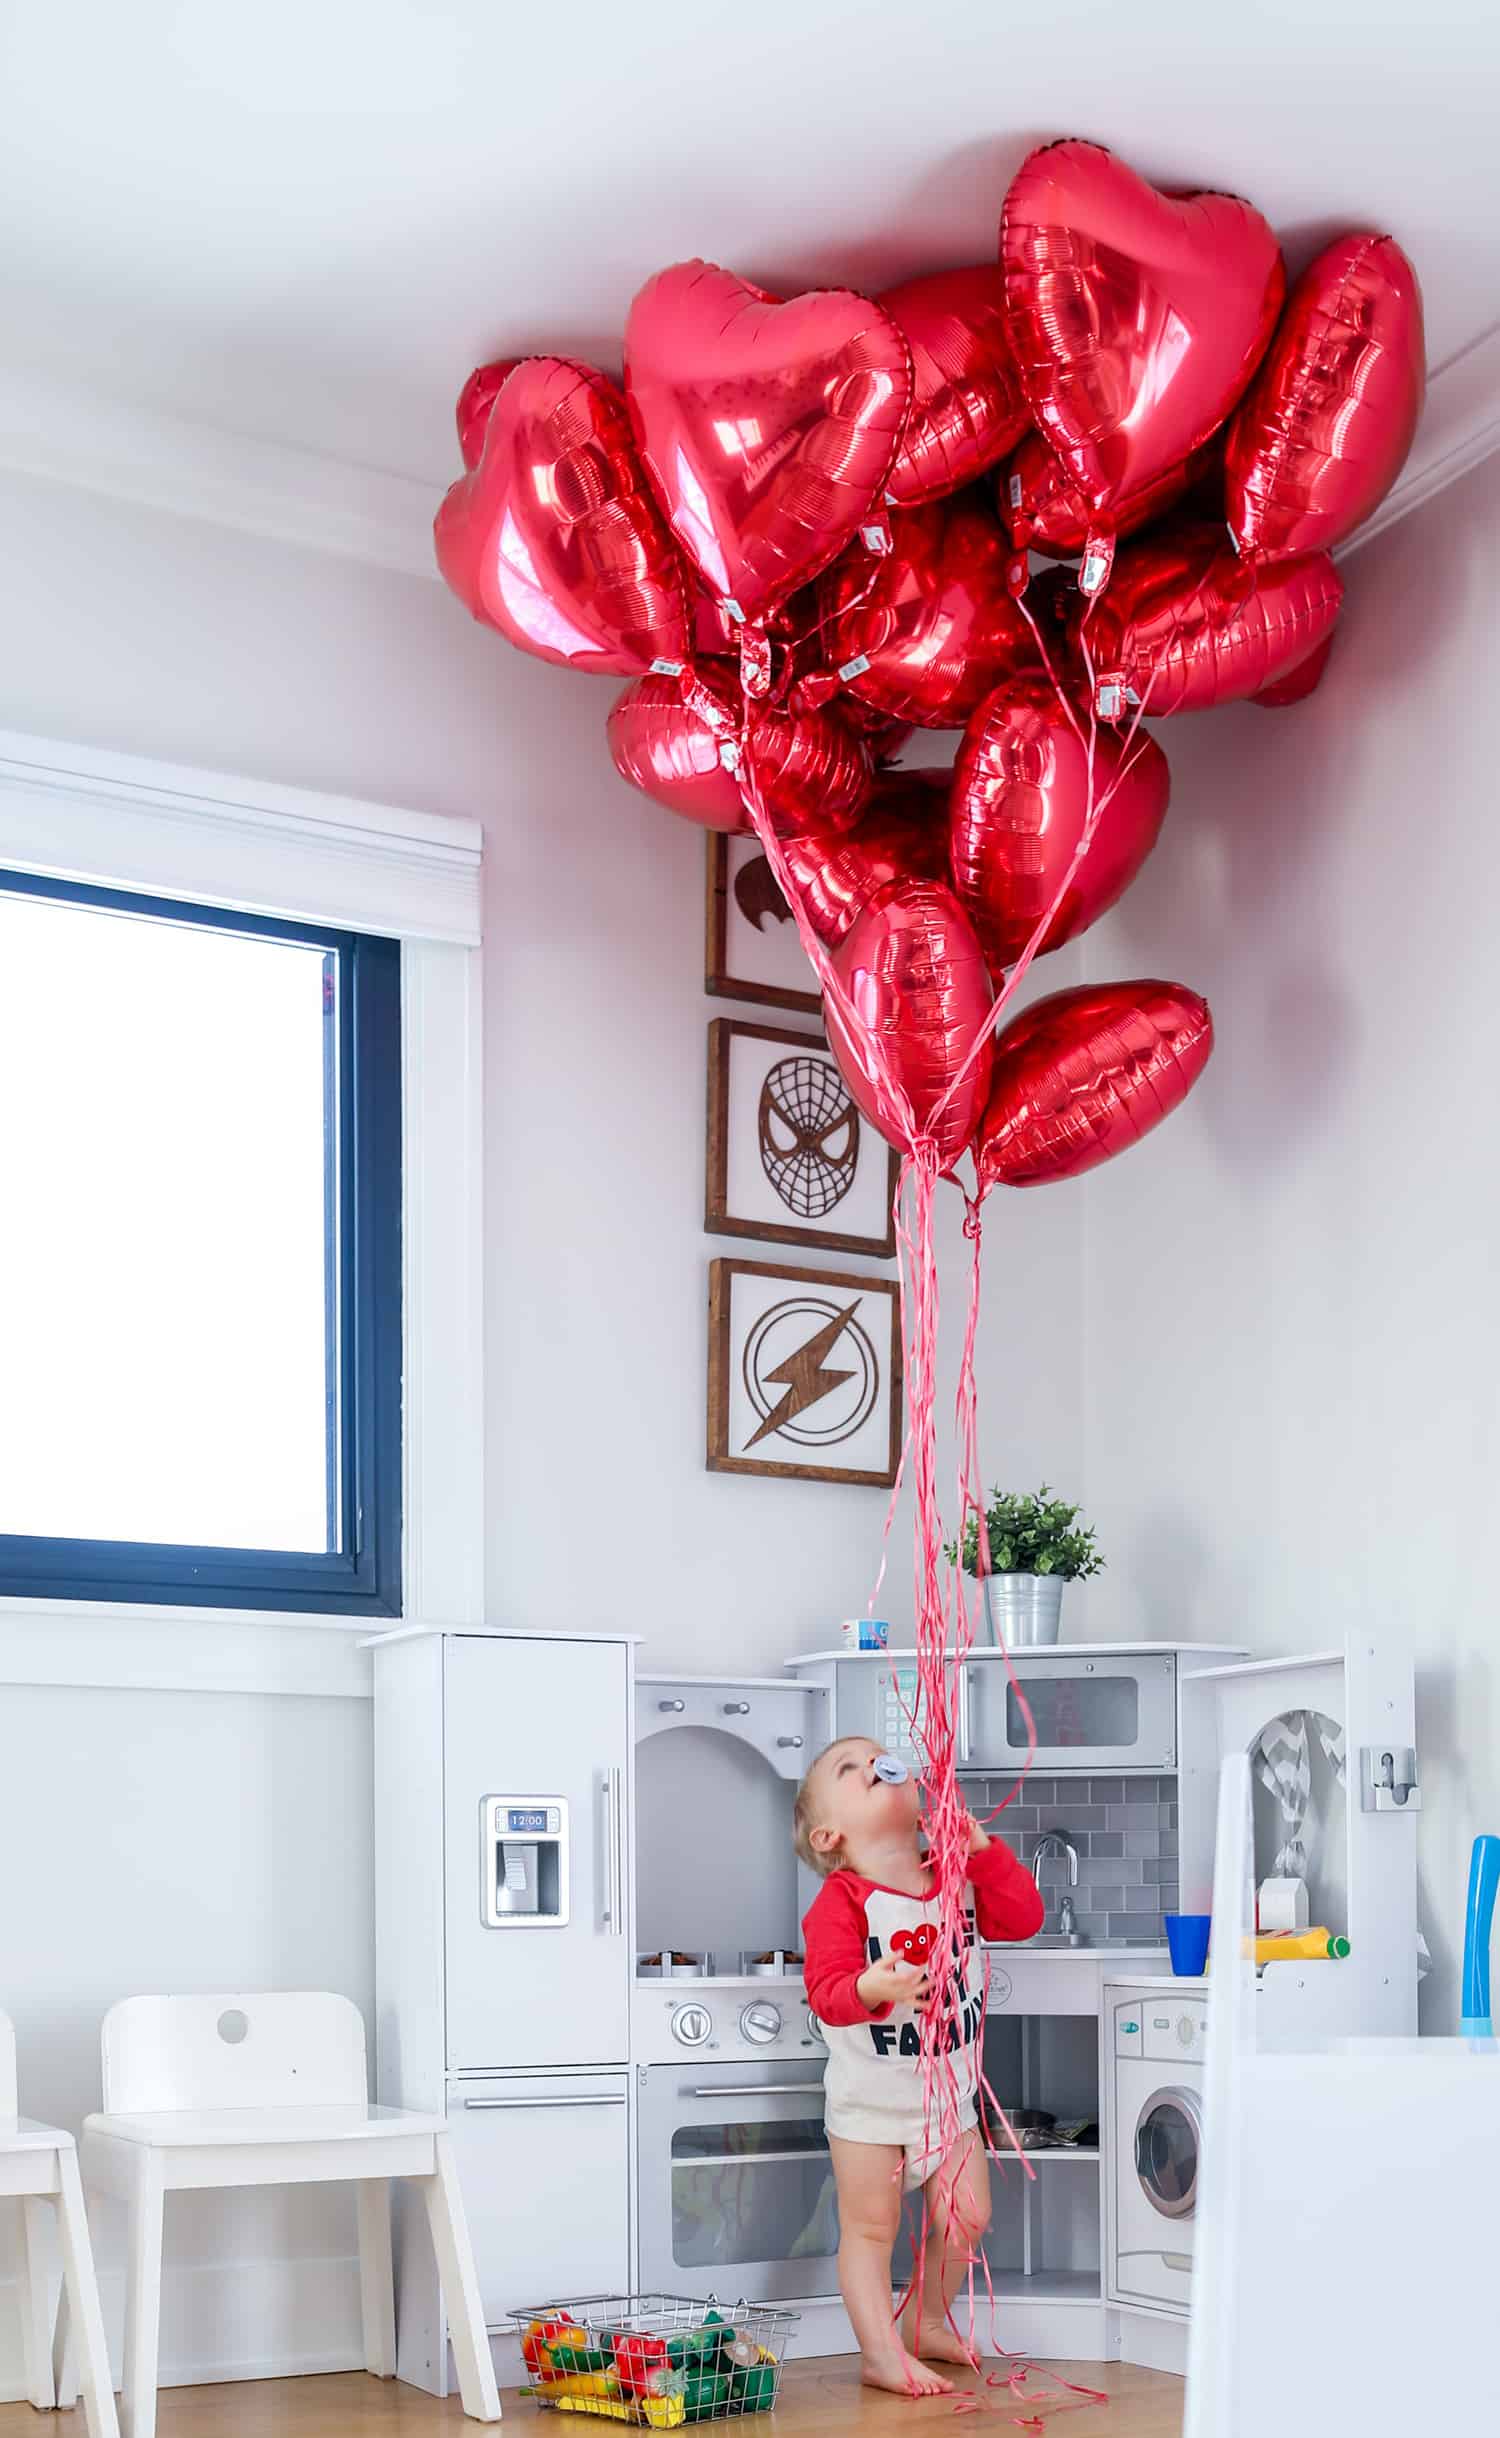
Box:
805, 2010, 826, 2045
671, 2003, 713, 2048
739, 2002, 782, 2045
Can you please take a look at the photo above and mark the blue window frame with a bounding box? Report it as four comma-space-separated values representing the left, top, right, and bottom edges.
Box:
0, 866, 402, 1614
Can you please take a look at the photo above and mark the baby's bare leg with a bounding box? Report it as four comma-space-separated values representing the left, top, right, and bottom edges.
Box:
828, 2135, 954, 2398
903, 2126, 992, 2364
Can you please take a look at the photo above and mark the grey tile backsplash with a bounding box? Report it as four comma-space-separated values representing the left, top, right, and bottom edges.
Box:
976, 1773, 1179, 1944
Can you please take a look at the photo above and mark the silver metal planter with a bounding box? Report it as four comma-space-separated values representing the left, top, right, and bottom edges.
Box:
983, 1571, 1065, 1648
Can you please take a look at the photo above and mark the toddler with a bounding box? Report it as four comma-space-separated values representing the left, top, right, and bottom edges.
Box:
796, 1734, 1044, 2396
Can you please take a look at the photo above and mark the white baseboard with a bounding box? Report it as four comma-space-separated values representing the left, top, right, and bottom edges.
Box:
1113, 2304, 1188, 2375
0, 2251, 365, 2398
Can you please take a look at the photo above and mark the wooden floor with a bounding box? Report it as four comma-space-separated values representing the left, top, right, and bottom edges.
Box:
0, 2360, 1184, 2435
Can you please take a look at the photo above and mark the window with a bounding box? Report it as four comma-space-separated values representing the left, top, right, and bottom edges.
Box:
0, 867, 401, 1612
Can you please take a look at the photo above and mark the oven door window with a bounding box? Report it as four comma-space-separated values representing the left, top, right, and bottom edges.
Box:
670, 2117, 837, 2269
1005, 1673, 1140, 1752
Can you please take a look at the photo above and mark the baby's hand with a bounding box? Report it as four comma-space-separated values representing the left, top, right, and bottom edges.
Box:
856, 1956, 930, 2012
964, 1810, 991, 1856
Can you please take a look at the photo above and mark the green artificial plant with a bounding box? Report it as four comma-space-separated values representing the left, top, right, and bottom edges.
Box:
948, 1485, 1104, 1582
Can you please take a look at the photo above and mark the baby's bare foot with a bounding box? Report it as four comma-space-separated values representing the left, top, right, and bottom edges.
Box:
861, 2347, 954, 2397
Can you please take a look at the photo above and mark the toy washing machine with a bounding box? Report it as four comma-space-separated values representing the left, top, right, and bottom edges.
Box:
1109, 1990, 1206, 2316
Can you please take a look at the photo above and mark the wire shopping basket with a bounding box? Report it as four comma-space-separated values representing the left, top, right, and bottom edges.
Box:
509, 2293, 800, 2425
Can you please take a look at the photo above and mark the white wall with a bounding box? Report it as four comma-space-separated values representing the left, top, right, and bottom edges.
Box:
0, 464, 1086, 2388
0, 1683, 372, 2386
1077, 450, 1500, 2027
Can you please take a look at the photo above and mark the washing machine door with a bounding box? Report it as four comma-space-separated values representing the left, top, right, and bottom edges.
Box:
1134, 2084, 1201, 2221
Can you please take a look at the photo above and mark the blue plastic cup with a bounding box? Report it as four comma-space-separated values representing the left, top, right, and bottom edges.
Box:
1165, 1913, 1211, 1976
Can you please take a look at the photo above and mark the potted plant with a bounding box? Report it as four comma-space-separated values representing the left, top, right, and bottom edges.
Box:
949, 1486, 1103, 1648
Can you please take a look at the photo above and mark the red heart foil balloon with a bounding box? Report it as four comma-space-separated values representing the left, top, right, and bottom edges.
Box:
623, 261, 911, 625
607, 669, 873, 834
878, 266, 1030, 507
950, 677, 1170, 974
435, 357, 690, 676
824, 877, 993, 1165
1001, 140, 1284, 519
1227, 233, 1425, 563
824, 496, 1041, 729
1000, 432, 1222, 559
779, 769, 951, 946
454, 358, 524, 470
1251, 631, 1335, 710
1081, 523, 1343, 718
976, 979, 1213, 1190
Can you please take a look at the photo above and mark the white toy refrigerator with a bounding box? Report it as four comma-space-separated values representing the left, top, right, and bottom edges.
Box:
373, 1629, 635, 2396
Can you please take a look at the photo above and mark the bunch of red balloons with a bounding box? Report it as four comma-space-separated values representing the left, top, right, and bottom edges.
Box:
436, 137, 1423, 1198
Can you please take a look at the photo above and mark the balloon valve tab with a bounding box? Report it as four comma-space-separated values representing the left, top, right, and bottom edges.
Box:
650, 658, 686, 677
720, 597, 745, 625
738, 626, 773, 699
837, 654, 871, 684
717, 740, 743, 774
860, 519, 893, 556
1079, 537, 1115, 597
1096, 678, 1130, 720
1008, 473, 1025, 512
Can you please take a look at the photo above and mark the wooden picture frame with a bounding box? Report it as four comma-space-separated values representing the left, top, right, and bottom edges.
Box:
705, 832, 820, 1014
707, 1256, 903, 1486
706, 1017, 899, 1259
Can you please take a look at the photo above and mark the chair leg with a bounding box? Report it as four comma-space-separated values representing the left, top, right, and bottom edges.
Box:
54, 2151, 121, 2438
20, 2195, 55, 2410
117, 2155, 164, 2438
416, 2135, 502, 2423
356, 2178, 397, 2379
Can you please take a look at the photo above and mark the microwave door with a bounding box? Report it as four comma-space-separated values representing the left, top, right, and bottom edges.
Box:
976, 1655, 1176, 1773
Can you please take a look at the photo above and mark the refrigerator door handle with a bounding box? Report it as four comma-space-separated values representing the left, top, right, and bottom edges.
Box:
601, 1765, 624, 1933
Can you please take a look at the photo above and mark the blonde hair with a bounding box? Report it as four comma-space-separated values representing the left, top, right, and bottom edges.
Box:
792, 1737, 866, 1877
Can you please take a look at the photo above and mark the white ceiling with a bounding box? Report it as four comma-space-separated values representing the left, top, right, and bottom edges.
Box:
2, 0, 1497, 494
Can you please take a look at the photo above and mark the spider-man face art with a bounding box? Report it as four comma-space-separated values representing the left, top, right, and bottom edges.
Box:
758, 1054, 858, 1218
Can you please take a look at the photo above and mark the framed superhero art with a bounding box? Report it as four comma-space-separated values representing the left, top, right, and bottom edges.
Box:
707, 1257, 903, 1487
705, 1018, 899, 1260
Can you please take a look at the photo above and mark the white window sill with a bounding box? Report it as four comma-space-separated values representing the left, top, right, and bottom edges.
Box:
0, 1598, 379, 1697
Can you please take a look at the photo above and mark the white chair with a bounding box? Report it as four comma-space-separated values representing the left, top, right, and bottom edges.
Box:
57, 1992, 500, 2437
0, 2007, 118, 2436
1186, 1756, 1500, 2436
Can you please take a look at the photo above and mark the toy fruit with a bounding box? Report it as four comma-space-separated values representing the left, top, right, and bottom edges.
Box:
522, 2314, 582, 2375
530, 2368, 622, 2403
730, 2362, 778, 2412
683, 2370, 731, 2420
722, 2332, 759, 2370
554, 2395, 685, 2428
665, 2328, 718, 2367
613, 2332, 672, 2395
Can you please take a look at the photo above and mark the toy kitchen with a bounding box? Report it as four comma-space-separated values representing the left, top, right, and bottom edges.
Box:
372, 1625, 1418, 2395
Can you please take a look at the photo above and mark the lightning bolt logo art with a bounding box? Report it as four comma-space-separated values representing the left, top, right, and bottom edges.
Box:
744, 1299, 861, 1450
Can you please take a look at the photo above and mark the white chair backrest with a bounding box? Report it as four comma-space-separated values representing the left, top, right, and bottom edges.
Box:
101, 1993, 369, 2115
0, 2008, 16, 2121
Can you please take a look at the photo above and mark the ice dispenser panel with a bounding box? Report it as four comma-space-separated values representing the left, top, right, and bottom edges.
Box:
481, 1795, 570, 1927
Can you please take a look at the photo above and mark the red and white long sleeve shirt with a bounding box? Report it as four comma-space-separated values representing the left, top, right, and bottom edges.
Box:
802, 1841, 1044, 2141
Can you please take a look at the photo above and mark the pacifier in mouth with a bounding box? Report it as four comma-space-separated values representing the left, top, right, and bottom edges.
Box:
871, 1753, 910, 1786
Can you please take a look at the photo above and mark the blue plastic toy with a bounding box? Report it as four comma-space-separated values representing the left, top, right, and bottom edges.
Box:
1460, 1833, 1500, 2037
